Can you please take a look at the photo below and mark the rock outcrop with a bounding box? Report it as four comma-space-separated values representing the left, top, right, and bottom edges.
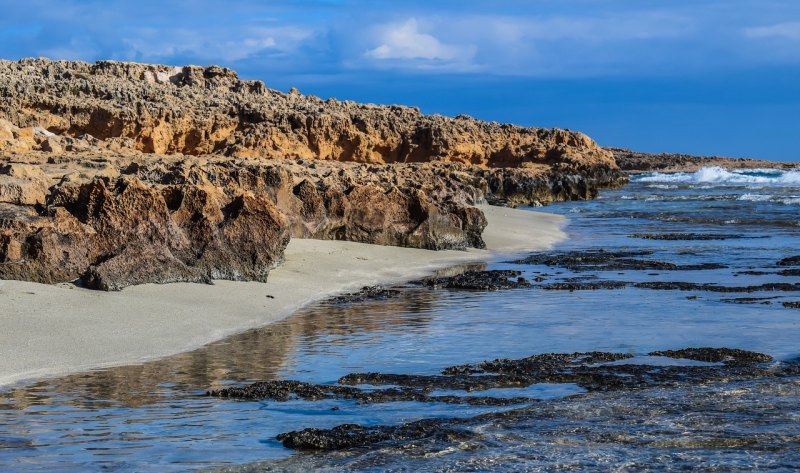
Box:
1, 171, 290, 290
609, 147, 798, 173
0, 59, 614, 170
0, 58, 624, 290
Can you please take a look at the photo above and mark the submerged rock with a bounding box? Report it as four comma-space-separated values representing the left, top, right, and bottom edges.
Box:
416, 270, 531, 290
777, 256, 800, 267
328, 286, 401, 304
629, 233, 751, 241
539, 281, 628, 291
648, 348, 772, 365
277, 418, 475, 450
633, 281, 800, 293
719, 297, 777, 305
260, 347, 788, 451
512, 250, 726, 272
208, 378, 535, 406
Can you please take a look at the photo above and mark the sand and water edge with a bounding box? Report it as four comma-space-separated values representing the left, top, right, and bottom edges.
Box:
0, 205, 566, 389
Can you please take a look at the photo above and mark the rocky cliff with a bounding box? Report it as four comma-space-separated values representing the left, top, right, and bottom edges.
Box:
0, 58, 624, 289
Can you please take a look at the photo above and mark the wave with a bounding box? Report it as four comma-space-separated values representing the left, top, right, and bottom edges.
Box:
737, 193, 773, 202
738, 193, 800, 205
645, 184, 679, 190
636, 167, 800, 186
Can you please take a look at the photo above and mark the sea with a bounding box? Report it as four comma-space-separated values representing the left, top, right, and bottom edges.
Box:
0, 166, 799, 472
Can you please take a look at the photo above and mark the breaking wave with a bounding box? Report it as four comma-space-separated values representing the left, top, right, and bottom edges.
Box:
738, 193, 800, 205
636, 167, 800, 186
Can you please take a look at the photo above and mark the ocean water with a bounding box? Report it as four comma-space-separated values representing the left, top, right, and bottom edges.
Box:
0, 166, 799, 471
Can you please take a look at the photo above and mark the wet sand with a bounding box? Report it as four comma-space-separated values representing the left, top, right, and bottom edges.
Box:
0, 205, 565, 388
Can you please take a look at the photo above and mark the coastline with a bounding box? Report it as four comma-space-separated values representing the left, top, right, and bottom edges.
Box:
0, 204, 566, 389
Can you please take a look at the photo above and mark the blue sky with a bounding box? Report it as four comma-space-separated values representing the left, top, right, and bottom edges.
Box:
1, 0, 799, 160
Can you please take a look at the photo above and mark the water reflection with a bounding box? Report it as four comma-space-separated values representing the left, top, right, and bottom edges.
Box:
2, 282, 526, 471
1, 289, 448, 412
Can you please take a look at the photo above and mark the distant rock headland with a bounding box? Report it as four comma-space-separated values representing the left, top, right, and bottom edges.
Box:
608, 147, 798, 173
1, 58, 626, 289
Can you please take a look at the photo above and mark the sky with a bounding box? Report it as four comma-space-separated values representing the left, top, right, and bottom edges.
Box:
1, 0, 799, 160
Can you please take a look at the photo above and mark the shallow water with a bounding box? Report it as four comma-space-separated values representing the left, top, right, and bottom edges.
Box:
1, 167, 799, 471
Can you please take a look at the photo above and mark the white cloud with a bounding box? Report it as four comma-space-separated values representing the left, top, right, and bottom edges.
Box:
353, 11, 697, 75
120, 25, 314, 64
365, 18, 475, 63
745, 22, 800, 40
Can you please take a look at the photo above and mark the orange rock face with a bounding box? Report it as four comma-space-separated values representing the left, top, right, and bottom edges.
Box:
0, 59, 624, 290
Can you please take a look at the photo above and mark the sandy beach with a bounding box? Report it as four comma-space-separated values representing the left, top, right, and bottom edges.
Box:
0, 205, 565, 389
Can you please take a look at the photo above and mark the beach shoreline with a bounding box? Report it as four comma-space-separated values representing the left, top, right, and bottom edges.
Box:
0, 205, 566, 390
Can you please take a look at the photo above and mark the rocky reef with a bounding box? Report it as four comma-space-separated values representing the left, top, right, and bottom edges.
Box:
204, 347, 794, 451
0, 58, 624, 289
609, 147, 798, 173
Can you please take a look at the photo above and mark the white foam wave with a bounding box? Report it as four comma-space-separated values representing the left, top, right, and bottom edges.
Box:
637, 167, 800, 186
646, 184, 678, 190
737, 193, 773, 202
737, 193, 800, 205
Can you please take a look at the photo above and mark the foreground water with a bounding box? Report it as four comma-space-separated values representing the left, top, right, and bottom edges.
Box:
1, 166, 799, 471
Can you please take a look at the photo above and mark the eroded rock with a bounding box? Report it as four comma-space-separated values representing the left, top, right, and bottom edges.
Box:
648, 348, 772, 365
629, 233, 753, 241
259, 347, 787, 451
1, 177, 291, 289
277, 418, 475, 450
0, 58, 626, 288
512, 250, 726, 272
416, 270, 531, 290
778, 256, 800, 267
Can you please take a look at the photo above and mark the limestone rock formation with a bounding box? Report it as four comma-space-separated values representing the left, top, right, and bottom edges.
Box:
0, 58, 624, 289
2, 174, 290, 290
0, 59, 615, 171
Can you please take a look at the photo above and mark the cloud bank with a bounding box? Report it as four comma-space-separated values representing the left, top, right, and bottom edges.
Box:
0, 0, 798, 78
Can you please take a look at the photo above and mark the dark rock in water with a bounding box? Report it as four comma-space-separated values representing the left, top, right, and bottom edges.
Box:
634, 281, 800, 293
719, 297, 776, 305
329, 286, 401, 304
736, 270, 775, 276
208, 378, 535, 406
784, 301, 800, 309
629, 233, 750, 241
270, 346, 793, 451
779, 269, 800, 277
443, 351, 634, 376
648, 348, 773, 365
417, 270, 531, 290
277, 418, 475, 450
512, 250, 726, 272
206, 346, 792, 451
339, 372, 532, 391
538, 280, 800, 293
777, 256, 800, 267
540, 281, 628, 291
209, 380, 356, 401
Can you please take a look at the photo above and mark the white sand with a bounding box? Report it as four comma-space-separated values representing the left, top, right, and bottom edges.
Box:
0, 205, 565, 388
